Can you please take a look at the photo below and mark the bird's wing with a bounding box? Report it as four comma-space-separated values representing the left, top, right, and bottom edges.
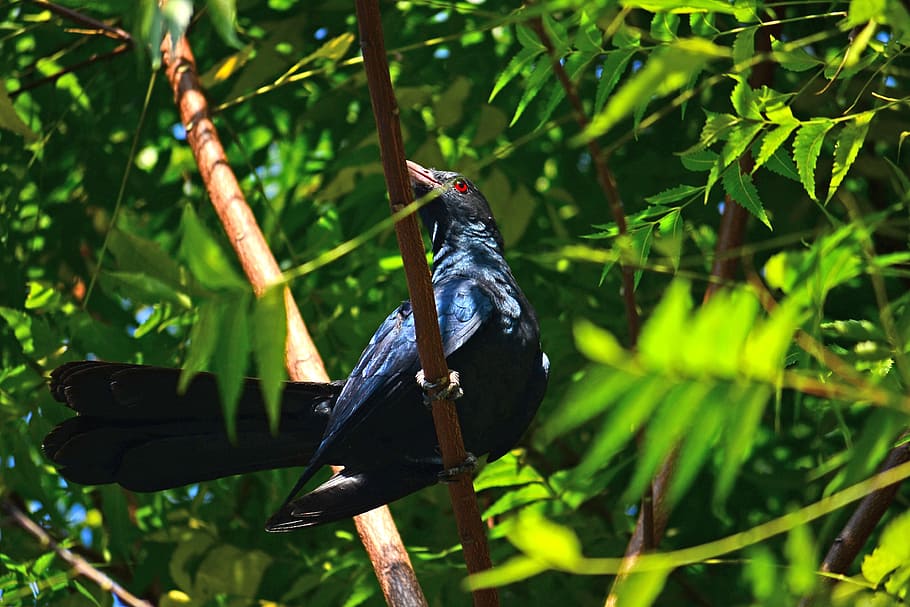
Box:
296, 278, 492, 481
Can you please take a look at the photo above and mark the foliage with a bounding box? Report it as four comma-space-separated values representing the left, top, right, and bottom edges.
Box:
3, 0, 910, 605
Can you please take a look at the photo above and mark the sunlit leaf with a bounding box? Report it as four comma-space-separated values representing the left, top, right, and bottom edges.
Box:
826, 112, 873, 203
793, 120, 835, 200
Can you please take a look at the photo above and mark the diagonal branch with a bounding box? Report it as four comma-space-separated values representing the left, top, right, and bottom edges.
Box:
354, 1, 498, 606
160, 32, 427, 607
2, 498, 153, 607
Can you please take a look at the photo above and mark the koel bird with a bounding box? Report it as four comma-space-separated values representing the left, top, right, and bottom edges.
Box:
43, 160, 549, 530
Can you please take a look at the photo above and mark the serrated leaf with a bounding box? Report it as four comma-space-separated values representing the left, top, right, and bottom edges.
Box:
862, 510, 910, 586
826, 112, 873, 203
730, 77, 762, 120
579, 40, 728, 142
574, 21, 603, 53
753, 122, 798, 173
720, 122, 764, 168
212, 293, 251, 441
645, 184, 702, 205
732, 28, 755, 71
252, 285, 288, 433
489, 47, 542, 102
510, 58, 552, 126
793, 120, 835, 200
764, 146, 800, 182
679, 149, 718, 171
771, 38, 819, 72
650, 12, 679, 42
542, 14, 569, 53
594, 48, 637, 113
723, 165, 770, 228
700, 112, 740, 148
516, 24, 546, 51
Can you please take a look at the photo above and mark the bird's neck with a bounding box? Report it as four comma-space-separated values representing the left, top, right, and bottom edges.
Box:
430, 224, 507, 279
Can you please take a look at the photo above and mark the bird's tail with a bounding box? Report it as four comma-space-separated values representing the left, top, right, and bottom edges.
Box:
43, 361, 341, 492
265, 463, 439, 531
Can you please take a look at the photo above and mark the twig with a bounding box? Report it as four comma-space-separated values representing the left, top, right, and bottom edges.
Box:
605, 14, 780, 606
160, 32, 427, 607
353, 1, 498, 606
2, 498, 153, 607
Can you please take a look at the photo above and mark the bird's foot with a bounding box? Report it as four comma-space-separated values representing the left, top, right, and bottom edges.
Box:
416, 369, 463, 407
437, 453, 478, 482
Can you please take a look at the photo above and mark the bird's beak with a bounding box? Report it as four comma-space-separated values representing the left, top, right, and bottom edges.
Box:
406, 160, 442, 191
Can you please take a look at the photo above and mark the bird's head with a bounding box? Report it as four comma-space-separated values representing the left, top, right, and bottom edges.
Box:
406, 160, 504, 254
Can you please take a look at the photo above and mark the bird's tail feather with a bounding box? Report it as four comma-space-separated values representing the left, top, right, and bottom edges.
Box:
43, 361, 341, 492
265, 463, 439, 531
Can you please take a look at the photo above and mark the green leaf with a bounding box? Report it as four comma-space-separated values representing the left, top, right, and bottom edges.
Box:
679, 149, 718, 172
753, 122, 798, 174
179, 205, 247, 292
623, 0, 741, 13
699, 112, 740, 149
510, 58, 553, 126
764, 145, 800, 182
179, 298, 223, 392
594, 48, 637, 114
542, 14, 569, 53
212, 292, 252, 441
508, 510, 583, 570
771, 39, 819, 72
730, 77, 762, 120
108, 229, 185, 290
574, 21, 603, 53
826, 112, 873, 203
793, 120, 835, 200
206, 0, 242, 49
473, 452, 544, 491
722, 164, 771, 228
862, 509, 910, 586
650, 12, 680, 41
732, 28, 755, 71
0, 84, 38, 142
489, 47, 542, 102
639, 279, 693, 367
720, 122, 764, 168
516, 24, 546, 51
577, 39, 728, 142
251, 285, 288, 433
645, 184, 702, 205
714, 383, 771, 505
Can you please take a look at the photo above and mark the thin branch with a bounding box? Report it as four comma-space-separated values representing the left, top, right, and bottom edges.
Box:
354, 1, 498, 606
819, 436, 910, 571
1, 498, 153, 607
529, 16, 640, 345
160, 32, 427, 607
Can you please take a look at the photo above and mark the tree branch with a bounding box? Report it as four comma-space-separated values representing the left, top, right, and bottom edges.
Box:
2, 498, 154, 607
160, 32, 427, 607
354, 1, 498, 606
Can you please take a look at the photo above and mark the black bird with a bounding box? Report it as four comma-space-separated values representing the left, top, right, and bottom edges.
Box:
43, 161, 549, 530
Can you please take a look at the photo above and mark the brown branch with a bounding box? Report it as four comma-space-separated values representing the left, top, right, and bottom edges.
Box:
12, 1, 134, 98
30, 0, 132, 42
2, 498, 153, 607
354, 1, 498, 606
821, 435, 910, 572
529, 16, 640, 345
605, 15, 780, 605
160, 33, 427, 607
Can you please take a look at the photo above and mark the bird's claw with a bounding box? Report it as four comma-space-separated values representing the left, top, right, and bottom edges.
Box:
438, 452, 477, 482
416, 369, 463, 407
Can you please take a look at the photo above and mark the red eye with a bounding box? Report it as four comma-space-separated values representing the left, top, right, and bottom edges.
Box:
453, 179, 468, 193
